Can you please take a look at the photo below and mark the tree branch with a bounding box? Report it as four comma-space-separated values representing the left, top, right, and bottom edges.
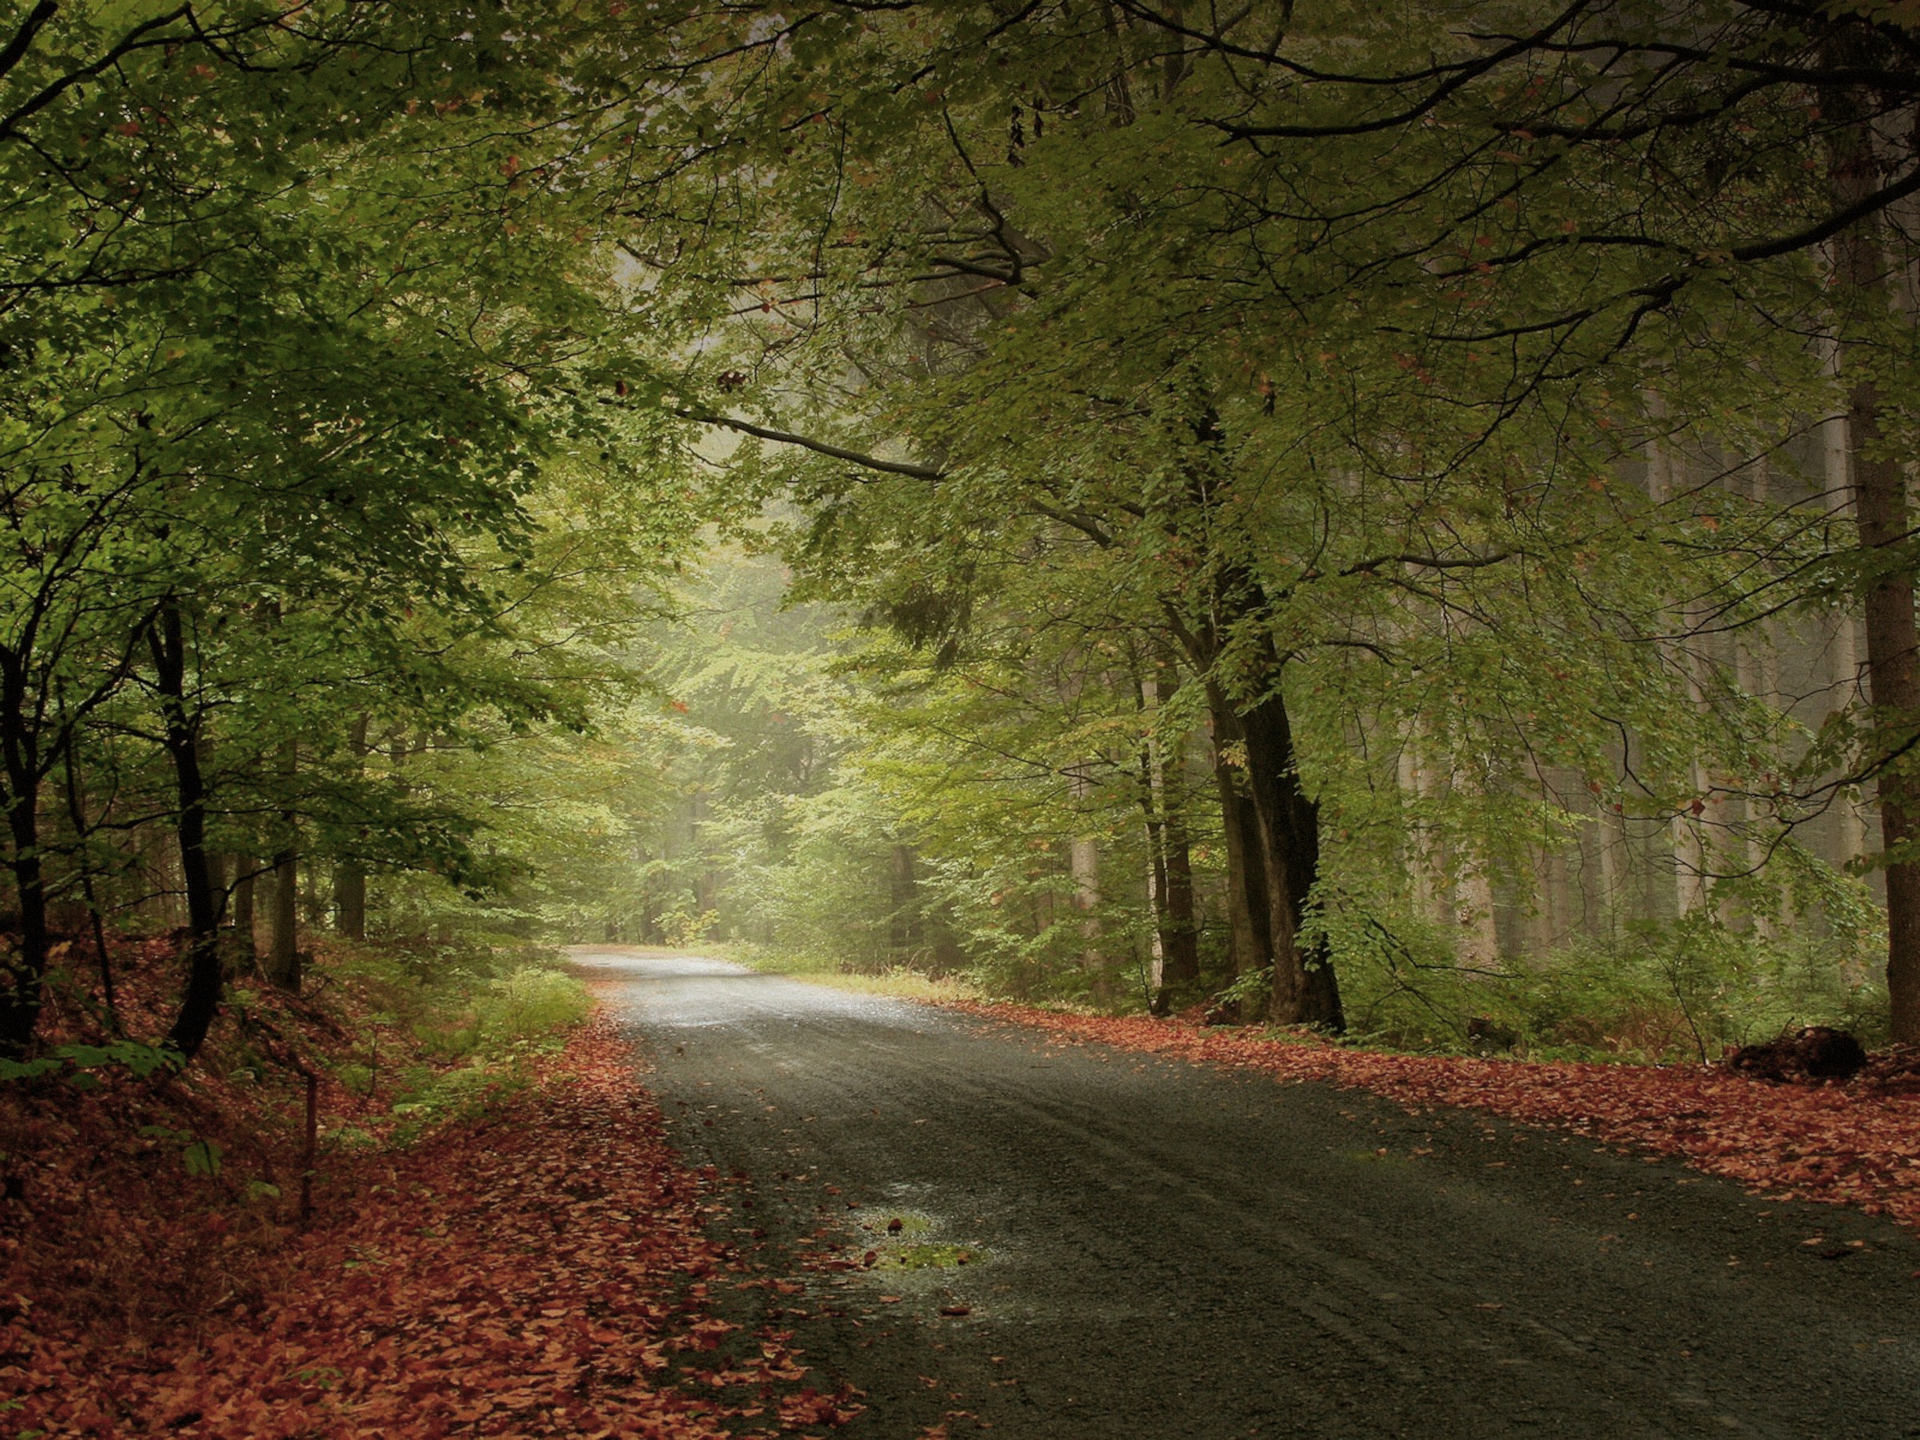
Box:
676, 410, 946, 481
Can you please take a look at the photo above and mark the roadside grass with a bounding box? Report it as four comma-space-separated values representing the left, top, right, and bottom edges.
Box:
724, 945, 983, 1003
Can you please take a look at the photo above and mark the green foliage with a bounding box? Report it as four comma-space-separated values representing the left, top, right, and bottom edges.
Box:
137, 1127, 224, 1179
0, 1040, 183, 1085
1333, 912, 1886, 1062
474, 966, 593, 1049
0, 0, 706, 1054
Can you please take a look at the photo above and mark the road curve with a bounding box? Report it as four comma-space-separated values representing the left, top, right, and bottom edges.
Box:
577, 950, 1920, 1439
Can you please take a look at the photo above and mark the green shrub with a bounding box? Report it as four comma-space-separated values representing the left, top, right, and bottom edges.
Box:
474, 965, 591, 1047
412, 1016, 481, 1059
1325, 908, 1887, 1061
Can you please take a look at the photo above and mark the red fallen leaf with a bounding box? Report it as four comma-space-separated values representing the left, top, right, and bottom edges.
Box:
5, 1006, 852, 1440
938, 1304, 972, 1317
939, 1001, 1920, 1235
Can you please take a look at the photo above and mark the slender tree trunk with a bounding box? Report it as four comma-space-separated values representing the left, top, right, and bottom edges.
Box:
267, 848, 299, 990
1159, 799, 1199, 987
231, 857, 256, 957
1137, 669, 1199, 1007
150, 603, 223, 1059
888, 843, 923, 953
0, 643, 53, 1056
0, 795, 50, 1057
1068, 770, 1106, 1001
265, 743, 300, 991
57, 745, 121, 1030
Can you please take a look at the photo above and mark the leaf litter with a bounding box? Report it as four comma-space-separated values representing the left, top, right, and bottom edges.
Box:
2, 1006, 861, 1437
945, 1002, 1920, 1233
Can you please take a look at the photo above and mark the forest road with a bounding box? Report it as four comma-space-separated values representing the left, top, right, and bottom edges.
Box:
576, 951, 1920, 1440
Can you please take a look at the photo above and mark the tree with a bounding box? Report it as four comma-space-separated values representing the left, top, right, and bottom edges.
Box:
594, 0, 1920, 1038
0, 0, 699, 1056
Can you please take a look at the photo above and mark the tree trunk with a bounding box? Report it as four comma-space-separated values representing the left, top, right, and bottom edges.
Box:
267, 847, 300, 990
1233, 676, 1345, 1029
1137, 669, 1199, 1006
230, 857, 257, 958
1828, 55, 1920, 1044
1159, 798, 1199, 988
888, 842, 923, 952
0, 791, 50, 1058
333, 859, 366, 942
1207, 698, 1272, 1019
265, 743, 300, 991
0, 638, 54, 1056
1068, 770, 1106, 1000
1848, 369, 1920, 1044
150, 603, 223, 1060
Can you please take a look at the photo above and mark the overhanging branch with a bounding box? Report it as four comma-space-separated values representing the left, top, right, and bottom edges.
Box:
677, 410, 946, 481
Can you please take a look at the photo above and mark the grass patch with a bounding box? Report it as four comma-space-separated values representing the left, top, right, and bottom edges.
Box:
725, 947, 982, 1003
313, 941, 592, 1130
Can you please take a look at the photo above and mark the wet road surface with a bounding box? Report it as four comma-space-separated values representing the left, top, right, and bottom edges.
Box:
577, 950, 1920, 1439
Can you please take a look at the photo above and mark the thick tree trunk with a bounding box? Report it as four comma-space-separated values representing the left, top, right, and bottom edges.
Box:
333, 862, 366, 942
1847, 367, 1920, 1044
1163, 413, 1342, 1027
1843, 389, 1920, 1044
1828, 58, 1920, 1045
1234, 679, 1344, 1029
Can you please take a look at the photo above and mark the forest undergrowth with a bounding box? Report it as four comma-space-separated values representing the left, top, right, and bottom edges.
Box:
0, 944, 860, 1438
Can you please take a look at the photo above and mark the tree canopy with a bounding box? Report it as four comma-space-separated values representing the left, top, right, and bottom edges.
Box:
3, 0, 1918, 1055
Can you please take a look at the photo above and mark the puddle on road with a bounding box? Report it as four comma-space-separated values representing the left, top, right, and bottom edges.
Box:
855, 1210, 989, 1274
854, 1211, 984, 1272
806, 1203, 996, 1314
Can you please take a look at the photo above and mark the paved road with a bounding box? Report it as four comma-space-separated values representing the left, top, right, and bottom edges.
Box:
577, 950, 1920, 1439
